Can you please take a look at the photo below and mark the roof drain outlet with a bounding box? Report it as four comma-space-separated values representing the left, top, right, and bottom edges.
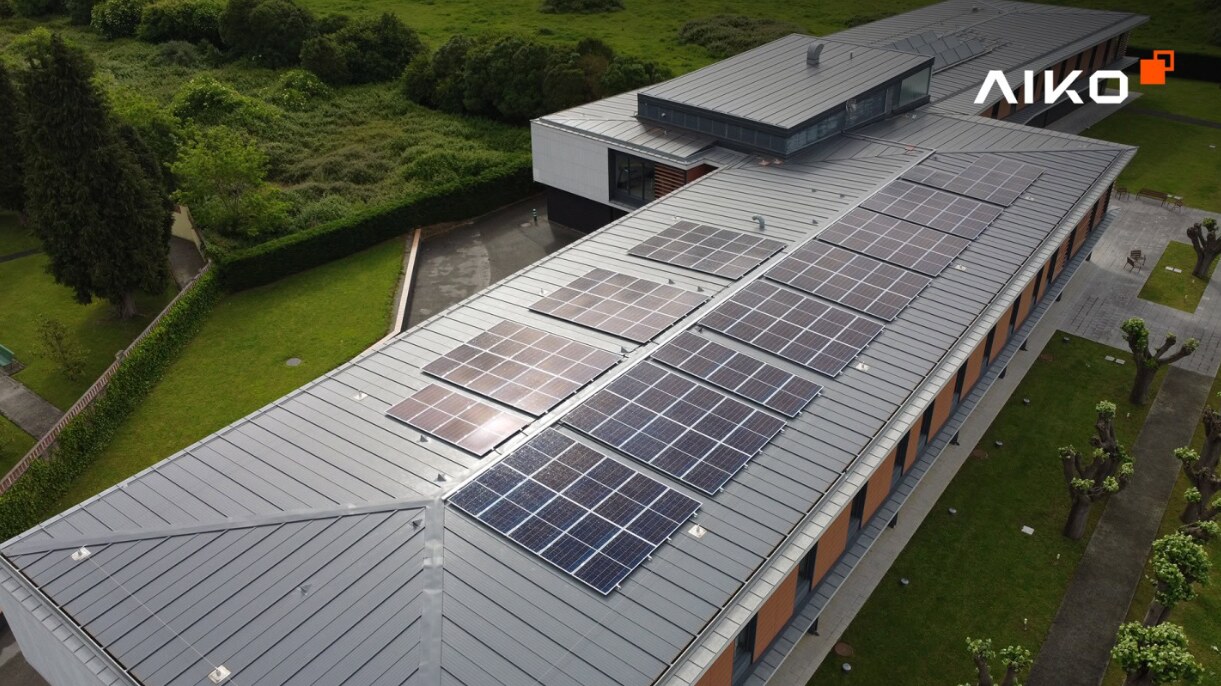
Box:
751, 215, 766, 232
806, 42, 824, 66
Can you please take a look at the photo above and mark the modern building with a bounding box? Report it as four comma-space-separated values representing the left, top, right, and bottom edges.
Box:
0, 2, 1144, 685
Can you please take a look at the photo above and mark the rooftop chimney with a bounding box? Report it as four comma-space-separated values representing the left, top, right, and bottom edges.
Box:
806, 42, 824, 66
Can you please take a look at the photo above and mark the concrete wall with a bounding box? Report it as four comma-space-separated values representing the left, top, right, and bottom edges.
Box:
531, 123, 611, 206
0, 578, 111, 686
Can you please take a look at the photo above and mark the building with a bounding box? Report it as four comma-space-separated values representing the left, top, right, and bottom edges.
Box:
0, 2, 1144, 685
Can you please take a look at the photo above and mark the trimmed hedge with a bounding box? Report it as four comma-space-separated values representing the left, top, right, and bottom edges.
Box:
0, 269, 221, 541
215, 160, 536, 290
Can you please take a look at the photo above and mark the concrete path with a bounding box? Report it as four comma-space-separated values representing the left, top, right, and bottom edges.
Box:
1027, 366, 1214, 686
168, 236, 205, 288
0, 375, 61, 437
0, 248, 40, 264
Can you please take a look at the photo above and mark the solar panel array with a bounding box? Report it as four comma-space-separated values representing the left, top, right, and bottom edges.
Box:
450, 429, 700, 594
700, 281, 884, 377
817, 208, 970, 276
564, 361, 785, 494
861, 180, 1001, 239
766, 242, 931, 321
628, 221, 786, 279
423, 321, 620, 416
887, 30, 989, 71
530, 268, 707, 343
905, 154, 1043, 206
650, 332, 822, 417
386, 384, 528, 455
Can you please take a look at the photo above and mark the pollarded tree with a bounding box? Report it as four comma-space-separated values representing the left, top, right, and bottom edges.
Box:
21, 35, 170, 319
1186, 218, 1220, 279
1121, 318, 1199, 405
1111, 622, 1202, 686
961, 638, 1032, 686
0, 61, 25, 214
1143, 532, 1211, 626
1059, 400, 1134, 540
1176, 397, 1221, 537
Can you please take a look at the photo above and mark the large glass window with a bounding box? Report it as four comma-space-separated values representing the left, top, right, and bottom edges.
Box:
849, 487, 868, 539
896, 67, 931, 108
732, 616, 758, 684
795, 544, 818, 609
844, 88, 888, 128
609, 150, 656, 207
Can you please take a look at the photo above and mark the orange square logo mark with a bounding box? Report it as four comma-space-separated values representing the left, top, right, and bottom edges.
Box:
1139, 50, 1175, 85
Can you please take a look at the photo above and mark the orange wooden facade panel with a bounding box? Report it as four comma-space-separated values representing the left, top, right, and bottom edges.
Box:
1016, 277, 1039, 326
754, 569, 798, 660
654, 164, 687, 199
813, 508, 850, 585
963, 336, 990, 393
696, 645, 734, 686
929, 377, 958, 437
864, 450, 897, 521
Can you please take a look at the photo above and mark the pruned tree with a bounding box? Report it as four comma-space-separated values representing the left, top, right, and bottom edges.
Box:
961, 637, 1032, 686
1186, 217, 1220, 279
20, 35, 170, 319
0, 61, 25, 214
1111, 622, 1202, 685
1120, 318, 1198, 405
1143, 532, 1211, 626
1175, 398, 1221, 541
1059, 400, 1134, 540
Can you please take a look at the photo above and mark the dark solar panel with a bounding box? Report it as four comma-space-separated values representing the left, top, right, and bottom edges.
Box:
699, 281, 883, 377
450, 429, 700, 594
563, 361, 785, 494
424, 320, 620, 416
628, 220, 786, 279
530, 268, 707, 343
765, 242, 931, 321
650, 331, 822, 417
817, 208, 970, 276
386, 384, 528, 455
939, 154, 1043, 206
862, 180, 1001, 239
887, 30, 988, 71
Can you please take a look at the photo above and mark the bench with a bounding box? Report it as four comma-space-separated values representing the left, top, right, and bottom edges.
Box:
1115, 186, 1130, 199
1137, 188, 1168, 205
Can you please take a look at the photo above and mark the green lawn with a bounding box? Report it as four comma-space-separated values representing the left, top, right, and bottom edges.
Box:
56, 237, 404, 508
0, 214, 174, 410
0, 212, 39, 256
811, 333, 1164, 686
1132, 79, 1221, 125
1137, 241, 1217, 313
0, 415, 34, 478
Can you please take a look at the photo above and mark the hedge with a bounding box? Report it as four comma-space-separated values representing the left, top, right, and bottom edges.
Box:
0, 269, 221, 541
214, 159, 537, 290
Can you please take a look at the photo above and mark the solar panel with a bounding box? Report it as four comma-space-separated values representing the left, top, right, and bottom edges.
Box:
563, 361, 785, 494
765, 242, 931, 321
817, 208, 970, 276
862, 180, 1001, 239
530, 269, 707, 343
424, 321, 620, 416
628, 220, 786, 279
650, 331, 822, 417
449, 429, 700, 594
386, 384, 528, 455
932, 154, 1043, 206
699, 281, 883, 377
887, 30, 989, 71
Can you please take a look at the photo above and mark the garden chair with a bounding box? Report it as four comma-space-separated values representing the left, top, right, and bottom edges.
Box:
1126, 250, 1146, 271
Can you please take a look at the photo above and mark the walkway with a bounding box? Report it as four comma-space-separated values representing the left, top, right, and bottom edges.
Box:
1127, 108, 1221, 130
0, 248, 40, 264
0, 375, 61, 438
1027, 366, 1214, 686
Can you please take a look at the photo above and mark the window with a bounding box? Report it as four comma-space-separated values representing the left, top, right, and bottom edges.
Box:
795, 544, 818, 609
732, 616, 758, 684
892, 433, 910, 488
609, 150, 656, 207
952, 364, 967, 408
917, 403, 935, 453
983, 326, 997, 366
896, 67, 931, 108
1033, 266, 1045, 302
845, 88, 888, 128
1008, 295, 1021, 338
1046, 253, 1058, 288
849, 487, 868, 539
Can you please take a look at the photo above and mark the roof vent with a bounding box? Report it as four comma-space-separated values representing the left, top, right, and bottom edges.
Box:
806, 42, 825, 66
751, 215, 766, 231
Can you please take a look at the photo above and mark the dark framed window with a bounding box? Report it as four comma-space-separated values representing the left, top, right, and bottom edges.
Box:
983, 326, 997, 366
1008, 295, 1021, 338
732, 616, 758, 684
989, 102, 1001, 119
1033, 266, 1045, 302
849, 487, 868, 539
952, 364, 967, 408
795, 544, 818, 609
917, 403, 935, 453
1046, 253, 1058, 288
609, 150, 656, 207
892, 433, 910, 488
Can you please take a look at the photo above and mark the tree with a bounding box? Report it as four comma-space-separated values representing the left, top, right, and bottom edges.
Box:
90, 0, 147, 40
1142, 533, 1211, 626
36, 318, 87, 381
1059, 400, 1134, 539
171, 126, 288, 238
219, 0, 314, 67
1111, 622, 1202, 685
0, 62, 25, 214
21, 35, 170, 319
1121, 318, 1198, 405
962, 638, 1032, 686
1186, 218, 1220, 279
1176, 399, 1221, 539
600, 55, 671, 95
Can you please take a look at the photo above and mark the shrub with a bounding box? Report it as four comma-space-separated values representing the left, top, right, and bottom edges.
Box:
66, 0, 98, 23
677, 15, 804, 58
172, 126, 289, 239
301, 13, 423, 85
91, 0, 149, 39
315, 11, 348, 35
293, 194, 351, 228
37, 318, 88, 380
601, 55, 671, 95
299, 35, 349, 84
539, 0, 622, 14
0, 269, 221, 541
138, 0, 223, 45
108, 86, 185, 172
219, 0, 314, 67
266, 68, 330, 111
153, 38, 202, 65
0, 0, 13, 18
170, 74, 280, 131
11, 0, 59, 17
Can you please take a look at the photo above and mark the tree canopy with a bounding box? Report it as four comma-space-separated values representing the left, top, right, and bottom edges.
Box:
1144, 532, 1211, 626
1120, 318, 1198, 405
1111, 622, 1202, 685
1059, 400, 1134, 539
0, 61, 25, 213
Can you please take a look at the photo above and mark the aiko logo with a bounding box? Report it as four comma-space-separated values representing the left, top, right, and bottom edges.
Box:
974, 50, 1175, 106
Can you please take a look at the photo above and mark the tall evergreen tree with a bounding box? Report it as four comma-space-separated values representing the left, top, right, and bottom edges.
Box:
21, 36, 170, 319
0, 62, 25, 214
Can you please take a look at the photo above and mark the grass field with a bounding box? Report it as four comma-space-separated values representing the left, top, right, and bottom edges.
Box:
0, 415, 34, 478
1085, 114, 1221, 214
56, 236, 404, 507
1137, 241, 1217, 313
0, 214, 174, 410
1132, 79, 1221, 125
0, 212, 38, 256
811, 334, 1164, 686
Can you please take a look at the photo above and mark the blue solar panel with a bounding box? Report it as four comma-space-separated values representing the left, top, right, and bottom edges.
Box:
450, 429, 700, 594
